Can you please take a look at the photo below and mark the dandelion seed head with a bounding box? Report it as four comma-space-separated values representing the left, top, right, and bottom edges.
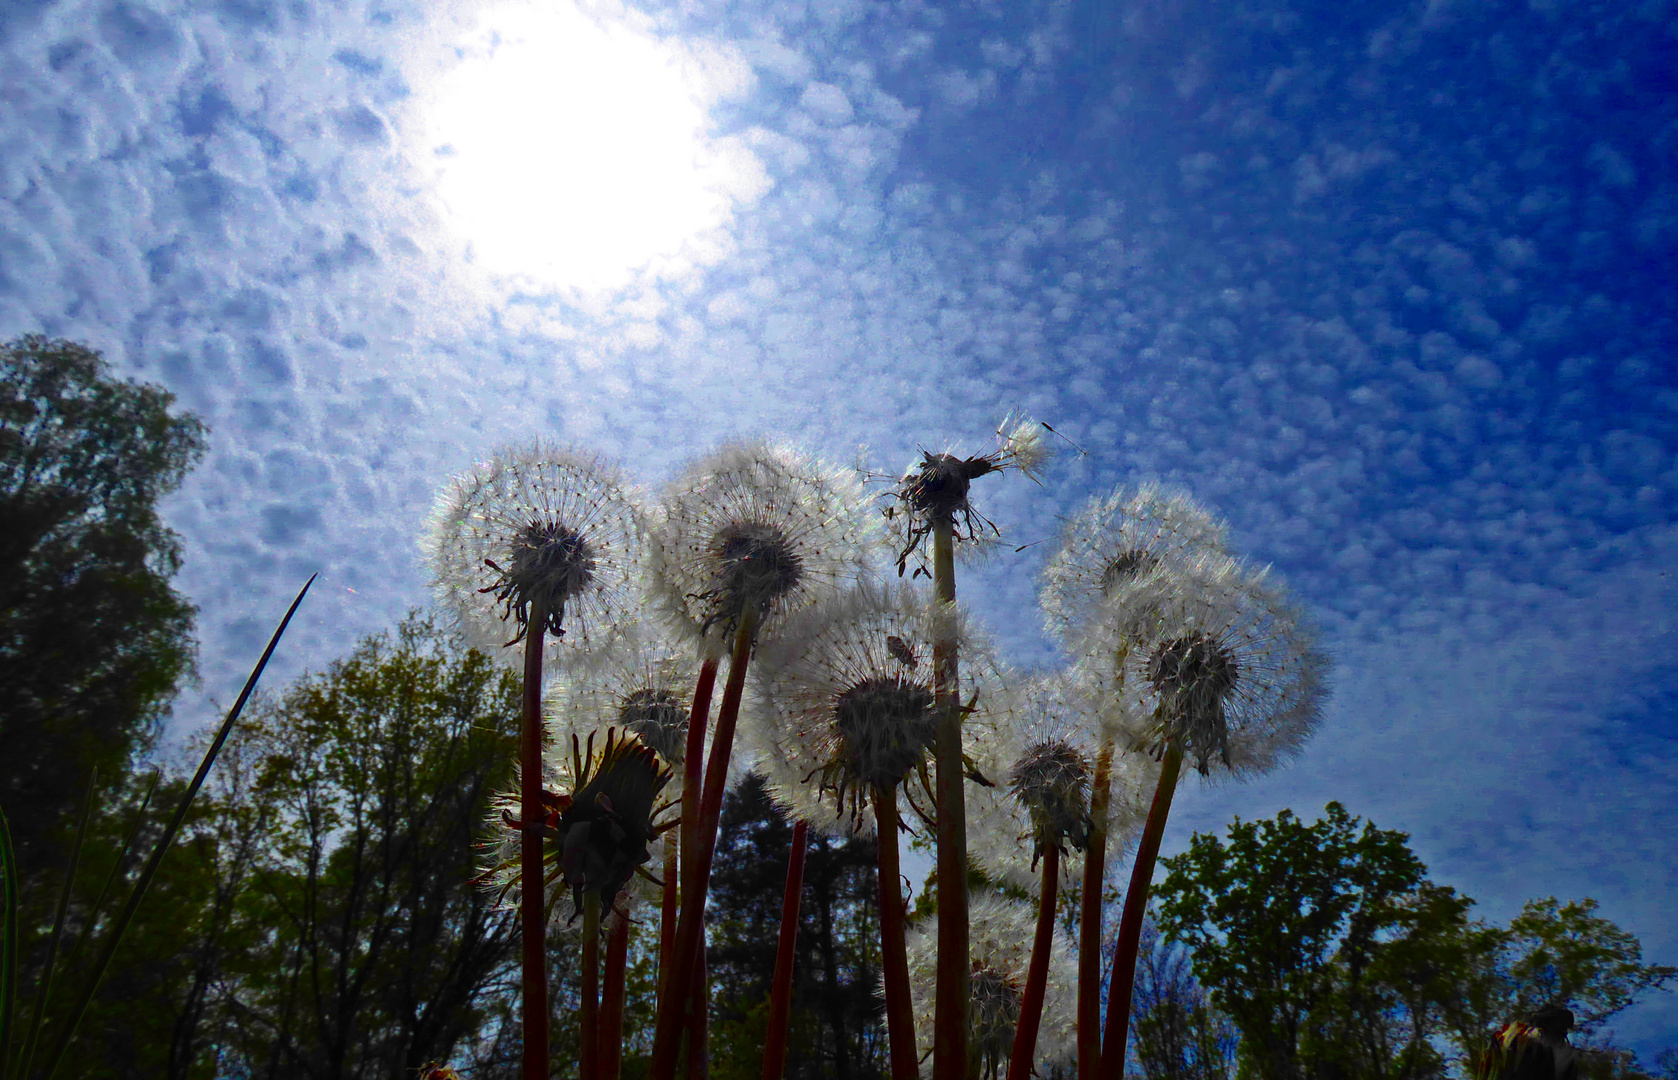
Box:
884, 414, 1048, 578
1040, 482, 1228, 649
902, 892, 1075, 1078
754, 583, 1005, 834
427, 443, 647, 657
652, 441, 874, 650
1088, 554, 1330, 780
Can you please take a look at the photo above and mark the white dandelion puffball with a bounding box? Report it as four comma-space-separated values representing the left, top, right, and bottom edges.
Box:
967, 672, 1155, 893
1086, 552, 1330, 780
1040, 482, 1229, 650
901, 892, 1076, 1080
428, 444, 649, 657
752, 583, 1007, 836
544, 624, 701, 771
650, 440, 876, 651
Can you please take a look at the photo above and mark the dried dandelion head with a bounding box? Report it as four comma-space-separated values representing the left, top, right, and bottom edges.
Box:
1089, 553, 1329, 779
885, 414, 1049, 578
902, 892, 1076, 1079
1040, 482, 1228, 650
967, 675, 1153, 890
427, 444, 647, 654
546, 626, 699, 769
753, 584, 1005, 834
651, 441, 875, 649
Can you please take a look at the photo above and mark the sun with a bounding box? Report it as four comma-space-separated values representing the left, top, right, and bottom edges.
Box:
417, 1, 765, 293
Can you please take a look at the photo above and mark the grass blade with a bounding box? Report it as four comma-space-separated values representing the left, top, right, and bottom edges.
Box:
40, 574, 316, 1080
1, 804, 19, 1080
14, 769, 97, 1079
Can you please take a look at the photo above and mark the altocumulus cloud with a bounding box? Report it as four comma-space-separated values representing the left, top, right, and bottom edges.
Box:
3, 0, 1675, 1054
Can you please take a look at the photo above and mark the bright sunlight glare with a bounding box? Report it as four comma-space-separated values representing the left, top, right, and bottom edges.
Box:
421, 2, 765, 292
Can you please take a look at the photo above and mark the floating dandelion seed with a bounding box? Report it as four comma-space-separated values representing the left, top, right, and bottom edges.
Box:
884, 414, 1049, 578
427, 444, 648, 654
1039, 482, 1228, 650
903, 893, 1076, 1080
651, 441, 875, 648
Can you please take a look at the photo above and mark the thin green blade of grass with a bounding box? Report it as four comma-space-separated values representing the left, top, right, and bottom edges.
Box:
40, 573, 316, 1080
14, 770, 97, 1079
1, 804, 19, 1080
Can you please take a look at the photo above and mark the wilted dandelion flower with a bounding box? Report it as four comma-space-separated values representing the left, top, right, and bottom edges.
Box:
967, 674, 1153, 891
428, 444, 648, 654
885, 414, 1049, 577
1088, 553, 1329, 778
650, 441, 875, 649
902, 893, 1076, 1080
1039, 482, 1228, 650
754, 583, 1005, 832
479, 728, 675, 919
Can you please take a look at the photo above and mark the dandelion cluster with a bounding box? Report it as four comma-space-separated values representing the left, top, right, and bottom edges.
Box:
424, 429, 1329, 1080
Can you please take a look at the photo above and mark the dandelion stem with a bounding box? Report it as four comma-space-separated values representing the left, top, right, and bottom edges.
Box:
600, 893, 631, 1080
659, 834, 680, 997
665, 657, 717, 1001
931, 518, 970, 1080
651, 616, 757, 1080
686, 942, 711, 1080
761, 818, 809, 1080
874, 783, 919, 1080
521, 598, 551, 1080
1005, 844, 1060, 1080
581, 890, 602, 1080
1077, 739, 1115, 1080
1097, 744, 1183, 1080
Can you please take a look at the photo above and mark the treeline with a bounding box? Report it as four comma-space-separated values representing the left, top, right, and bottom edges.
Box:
10, 616, 1674, 1078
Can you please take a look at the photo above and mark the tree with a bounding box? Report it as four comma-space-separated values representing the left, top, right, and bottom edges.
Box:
209, 616, 523, 1079
1153, 802, 1439, 1080
705, 773, 887, 1080
1128, 915, 1236, 1080
0, 334, 206, 882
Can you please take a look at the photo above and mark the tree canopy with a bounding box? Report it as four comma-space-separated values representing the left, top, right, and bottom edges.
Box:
0, 334, 207, 881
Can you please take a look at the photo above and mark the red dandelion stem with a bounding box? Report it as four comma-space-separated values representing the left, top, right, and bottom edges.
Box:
874, 783, 919, 1080
600, 894, 632, 1080
1005, 843, 1061, 1080
761, 819, 810, 1080
651, 615, 758, 1080
520, 598, 551, 1080
1097, 744, 1184, 1080
1077, 739, 1115, 1080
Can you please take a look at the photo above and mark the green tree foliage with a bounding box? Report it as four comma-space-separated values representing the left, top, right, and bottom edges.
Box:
705, 773, 887, 1080
0, 334, 207, 883
1154, 802, 1439, 1080
1154, 804, 1675, 1080
23, 616, 523, 1080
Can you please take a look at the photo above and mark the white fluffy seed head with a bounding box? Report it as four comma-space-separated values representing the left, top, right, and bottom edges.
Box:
427, 444, 649, 660
967, 673, 1156, 892
650, 441, 876, 655
901, 892, 1076, 1079
1082, 552, 1330, 781
1040, 482, 1229, 651
752, 583, 1007, 837
545, 624, 701, 773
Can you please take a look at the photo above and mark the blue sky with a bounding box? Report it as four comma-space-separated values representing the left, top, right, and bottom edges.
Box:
4, 0, 1675, 1056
